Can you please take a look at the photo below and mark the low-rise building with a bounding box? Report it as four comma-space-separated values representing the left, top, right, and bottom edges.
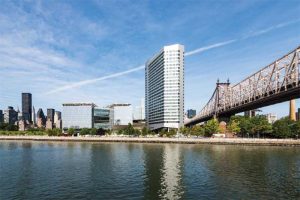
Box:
62, 103, 96, 130
94, 108, 111, 130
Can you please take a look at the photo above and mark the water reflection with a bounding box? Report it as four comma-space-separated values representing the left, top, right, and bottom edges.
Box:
160, 144, 184, 199
0, 141, 299, 200
142, 144, 184, 199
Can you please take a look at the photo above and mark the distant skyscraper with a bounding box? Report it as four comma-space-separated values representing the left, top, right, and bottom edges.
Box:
54, 111, 61, 125
37, 108, 46, 127
47, 108, 55, 122
187, 109, 196, 119
32, 106, 36, 125
4, 106, 18, 125
22, 93, 32, 123
145, 44, 184, 130
0, 110, 3, 123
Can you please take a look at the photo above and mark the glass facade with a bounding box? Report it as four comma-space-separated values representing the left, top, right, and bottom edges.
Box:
93, 108, 111, 129
62, 103, 95, 129
187, 109, 196, 119
47, 108, 55, 122
22, 93, 32, 122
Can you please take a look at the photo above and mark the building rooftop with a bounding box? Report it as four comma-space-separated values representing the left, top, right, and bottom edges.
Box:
62, 103, 97, 107
108, 103, 131, 108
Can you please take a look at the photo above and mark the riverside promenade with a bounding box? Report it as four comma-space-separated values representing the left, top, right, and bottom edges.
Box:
0, 136, 300, 146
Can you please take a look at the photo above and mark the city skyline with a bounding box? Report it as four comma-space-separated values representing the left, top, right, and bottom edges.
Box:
0, 1, 300, 118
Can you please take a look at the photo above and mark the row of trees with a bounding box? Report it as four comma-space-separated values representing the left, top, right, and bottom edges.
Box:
0, 123, 18, 131
180, 118, 219, 137
227, 115, 300, 138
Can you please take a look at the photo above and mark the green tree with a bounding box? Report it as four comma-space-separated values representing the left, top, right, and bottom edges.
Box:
80, 128, 90, 135
123, 123, 135, 135
159, 128, 167, 137
230, 116, 251, 136
227, 120, 241, 134
166, 129, 177, 137
190, 125, 204, 137
46, 128, 61, 136
90, 128, 97, 135
291, 121, 300, 138
179, 126, 187, 136
68, 128, 75, 135
272, 117, 294, 138
204, 118, 219, 137
134, 129, 141, 136
141, 127, 150, 136
249, 115, 272, 138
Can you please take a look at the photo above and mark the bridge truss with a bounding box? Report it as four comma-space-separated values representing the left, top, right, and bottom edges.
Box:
185, 46, 300, 126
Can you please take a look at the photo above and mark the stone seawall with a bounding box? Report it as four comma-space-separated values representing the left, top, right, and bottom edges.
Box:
0, 136, 300, 146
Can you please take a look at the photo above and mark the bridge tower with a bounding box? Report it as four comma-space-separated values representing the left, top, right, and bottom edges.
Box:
289, 99, 296, 121
215, 78, 231, 122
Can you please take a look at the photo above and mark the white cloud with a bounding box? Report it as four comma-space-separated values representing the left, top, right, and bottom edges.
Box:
45, 18, 300, 95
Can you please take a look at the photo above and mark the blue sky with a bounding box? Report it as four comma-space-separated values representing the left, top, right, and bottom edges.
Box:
0, 0, 299, 118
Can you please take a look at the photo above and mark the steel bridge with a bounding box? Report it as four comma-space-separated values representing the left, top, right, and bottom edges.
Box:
185, 46, 300, 126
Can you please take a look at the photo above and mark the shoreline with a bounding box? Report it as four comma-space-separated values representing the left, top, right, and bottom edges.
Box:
0, 136, 300, 146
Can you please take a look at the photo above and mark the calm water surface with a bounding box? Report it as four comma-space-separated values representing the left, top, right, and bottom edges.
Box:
0, 141, 299, 200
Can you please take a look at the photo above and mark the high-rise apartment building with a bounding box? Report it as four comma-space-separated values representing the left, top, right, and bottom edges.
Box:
145, 44, 184, 130
22, 93, 32, 122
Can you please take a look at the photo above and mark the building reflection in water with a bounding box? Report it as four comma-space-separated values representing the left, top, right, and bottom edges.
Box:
143, 144, 184, 199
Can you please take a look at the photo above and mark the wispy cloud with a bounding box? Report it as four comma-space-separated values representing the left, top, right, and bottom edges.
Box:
243, 18, 300, 38
45, 18, 300, 95
45, 65, 145, 94
185, 40, 237, 56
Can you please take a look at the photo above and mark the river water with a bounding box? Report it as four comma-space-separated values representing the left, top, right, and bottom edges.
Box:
0, 141, 299, 200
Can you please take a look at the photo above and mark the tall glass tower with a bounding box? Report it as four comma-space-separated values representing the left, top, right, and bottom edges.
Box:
22, 93, 32, 123
145, 44, 184, 131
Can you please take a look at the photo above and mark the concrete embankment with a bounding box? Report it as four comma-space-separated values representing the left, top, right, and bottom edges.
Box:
0, 136, 300, 146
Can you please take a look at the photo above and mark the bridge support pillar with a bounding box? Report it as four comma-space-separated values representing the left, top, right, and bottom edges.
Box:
289, 99, 296, 121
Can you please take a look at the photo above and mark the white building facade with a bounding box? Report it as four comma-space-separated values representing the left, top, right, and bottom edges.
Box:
145, 44, 184, 130
62, 103, 95, 129
109, 104, 133, 126
266, 113, 277, 124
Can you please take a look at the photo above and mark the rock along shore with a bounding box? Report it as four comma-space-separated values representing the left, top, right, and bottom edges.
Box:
0, 136, 300, 146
